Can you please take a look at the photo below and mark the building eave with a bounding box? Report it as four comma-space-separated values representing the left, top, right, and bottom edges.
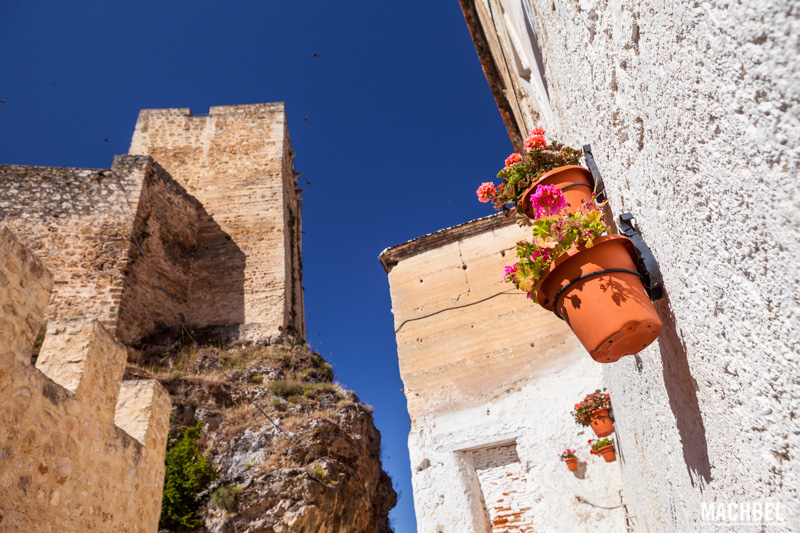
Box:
378, 213, 517, 273
458, 0, 524, 151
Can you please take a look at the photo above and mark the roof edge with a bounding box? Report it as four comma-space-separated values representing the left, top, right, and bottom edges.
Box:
458, 0, 524, 151
378, 213, 517, 273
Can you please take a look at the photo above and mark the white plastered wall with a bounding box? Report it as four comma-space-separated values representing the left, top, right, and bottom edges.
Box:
474, 0, 800, 530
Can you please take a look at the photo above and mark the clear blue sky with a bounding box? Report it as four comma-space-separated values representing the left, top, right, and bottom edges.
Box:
0, 2, 512, 531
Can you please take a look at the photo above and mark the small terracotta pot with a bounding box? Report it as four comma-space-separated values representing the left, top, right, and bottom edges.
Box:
565, 457, 578, 471
589, 407, 614, 437
598, 444, 616, 463
520, 165, 594, 218
535, 235, 662, 363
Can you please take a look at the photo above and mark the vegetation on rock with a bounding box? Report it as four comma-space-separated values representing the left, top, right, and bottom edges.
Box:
129, 336, 397, 533
161, 421, 217, 530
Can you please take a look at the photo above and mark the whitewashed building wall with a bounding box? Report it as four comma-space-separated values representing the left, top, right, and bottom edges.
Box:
460, 0, 800, 530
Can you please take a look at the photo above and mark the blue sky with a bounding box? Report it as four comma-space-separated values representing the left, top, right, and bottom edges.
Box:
0, 2, 513, 530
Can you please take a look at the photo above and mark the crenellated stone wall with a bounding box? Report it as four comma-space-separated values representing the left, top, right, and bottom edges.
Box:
129, 103, 305, 340
0, 226, 171, 532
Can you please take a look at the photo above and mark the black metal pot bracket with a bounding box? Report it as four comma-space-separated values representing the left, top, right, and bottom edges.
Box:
582, 144, 663, 301
582, 144, 606, 202
618, 213, 663, 301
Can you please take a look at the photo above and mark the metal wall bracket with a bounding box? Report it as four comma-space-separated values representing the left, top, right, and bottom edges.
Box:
618, 213, 663, 301
583, 143, 663, 301
582, 144, 606, 202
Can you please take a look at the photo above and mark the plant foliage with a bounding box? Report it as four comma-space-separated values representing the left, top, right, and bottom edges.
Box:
589, 437, 615, 455
161, 421, 217, 530
476, 128, 582, 219
571, 389, 612, 426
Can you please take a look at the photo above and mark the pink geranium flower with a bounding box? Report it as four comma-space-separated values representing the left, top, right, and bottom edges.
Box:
476, 182, 497, 203
504, 262, 520, 281
531, 249, 550, 263
523, 127, 547, 150
530, 184, 568, 219
504, 153, 522, 168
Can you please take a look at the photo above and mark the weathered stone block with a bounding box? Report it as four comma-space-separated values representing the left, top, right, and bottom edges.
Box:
0, 228, 170, 532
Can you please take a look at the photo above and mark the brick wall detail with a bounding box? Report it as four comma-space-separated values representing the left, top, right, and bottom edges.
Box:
470, 444, 536, 533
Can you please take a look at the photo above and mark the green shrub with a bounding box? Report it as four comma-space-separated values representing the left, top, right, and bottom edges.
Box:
268, 380, 304, 398
160, 421, 217, 530
299, 364, 334, 383
210, 484, 243, 510
269, 397, 285, 411
312, 463, 326, 480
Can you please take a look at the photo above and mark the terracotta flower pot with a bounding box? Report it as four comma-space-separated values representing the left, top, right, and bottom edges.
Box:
565, 457, 578, 471
520, 165, 594, 218
535, 234, 662, 363
589, 407, 614, 437
598, 444, 616, 463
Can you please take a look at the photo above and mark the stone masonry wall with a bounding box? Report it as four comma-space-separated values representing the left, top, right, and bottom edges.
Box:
468, 444, 536, 533
129, 103, 305, 340
0, 163, 139, 334
112, 155, 205, 346
0, 226, 171, 532
0, 156, 208, 346
382, 216, 625, 533
464, 1, 800, 529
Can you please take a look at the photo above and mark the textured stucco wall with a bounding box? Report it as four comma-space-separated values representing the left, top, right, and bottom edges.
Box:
384, 218, 625, 532
129, 103, 305, 340
466, 1, 800, 530
0, 227, 170, 532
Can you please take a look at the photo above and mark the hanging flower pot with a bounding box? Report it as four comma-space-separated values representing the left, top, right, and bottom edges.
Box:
589, 438, 616, 463
589, 407, 614, 438
520, 165, 594, 219
572, 389, 614, 437
482, 127, 662, 362
598, 445, 616, 462
559, 449, 578, 471
475, 128, 585, 222
535, 234, 662, 363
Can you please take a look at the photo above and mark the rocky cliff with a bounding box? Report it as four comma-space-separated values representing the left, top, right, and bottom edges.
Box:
128, 336, 396, 533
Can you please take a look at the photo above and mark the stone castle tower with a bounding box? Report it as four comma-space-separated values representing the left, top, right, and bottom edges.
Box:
0, 102, 304, 347
129, 104, 304, 342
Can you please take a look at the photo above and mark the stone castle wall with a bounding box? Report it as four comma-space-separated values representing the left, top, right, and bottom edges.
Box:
0, 227, 170, 532
0, 162, 139, 334
112, 156, 205, 346
0, 156, 205, 345
462, 1, 800, 530
381, 215, 625, 532
129, 103, 305, 340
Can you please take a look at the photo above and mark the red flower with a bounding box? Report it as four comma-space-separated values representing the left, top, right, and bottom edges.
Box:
476, 182, 497, 203
523, 128, 547, 150
504, 153, 522, 167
